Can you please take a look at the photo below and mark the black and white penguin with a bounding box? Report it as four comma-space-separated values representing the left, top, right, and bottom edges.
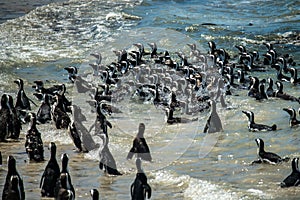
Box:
64, 66, 78, 83
130, 158, 152, 200
203, 100, 223, 133
56, 173, 75, 200
90, 189, 99, 200
252, 138, 289, 164
7, 94, 22, 139
51, 94, 71, 129
94, 103, 112, 136
288, 67, 300, 85
98, 134, 122, 176
0, 94, 11, 141
68, 120, 85, 153
55, 153, 75, 199
24, 113, 44, 162
127, 123, 152, 162
283, 108, 300, 127
4, 175, 22, 200
266, 78, 274, 98
14, 78, 35, 111
32, 80, 63, 95
242, 110, 276, 131
274, 81, 300, 103
36, 94, 52, 124
40, 142, 60, 197
2, 155, 25, 200
281, 158, 300, 188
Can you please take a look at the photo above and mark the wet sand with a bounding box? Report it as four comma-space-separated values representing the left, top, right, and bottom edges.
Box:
0, 0, 66, 23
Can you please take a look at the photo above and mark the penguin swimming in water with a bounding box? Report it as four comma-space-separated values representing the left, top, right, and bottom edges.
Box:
252, 138, 289, 165
55, 153, 75, 199
98, 134, 122, 176
203, 99, 223, 133
2, 155, 25, 200
283, 108, 300, 127
242, 110, 276, 132
24, 113, 44, 162
281, 158, 300, 188
90, 189, 99, 200
130, 158, 152, 200
127, 123, 152, 162
40, 142, 60, 197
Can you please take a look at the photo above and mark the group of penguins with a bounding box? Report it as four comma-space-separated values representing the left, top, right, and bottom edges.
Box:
0, 39, 300, 199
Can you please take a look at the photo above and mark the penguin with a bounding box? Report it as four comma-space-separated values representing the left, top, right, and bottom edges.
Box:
98, 134, 122, 176
281, 158, 300, 188
0, 94, 11, 141
165, 106, 198, 124
242, 110, 276, 131
289, 67, 300, 85
14, 78, 35, 111
51, 94, 71, 129
90, 189, 99, 200
56, 173, 75, 200
24, 113, 44, 162
252, 138, 289, 164
127, 123, 152, 162
266, 78, 274, 97
55, 153, 75, 199
40, 142, 60, 197
2, 155, 25, 200
64, 66, 78, 83
32, 80, 63, 95
68, 120, 85, 153
283, 108, 300, 127
7, 94, 22, 139
5, 175, 22, 200
36, 94, 52, 124
274, 81, 300, 103
71, 105, 98, 152
130, 158, 152, 200
203, 100, 223, 133
94, 102, 112, 136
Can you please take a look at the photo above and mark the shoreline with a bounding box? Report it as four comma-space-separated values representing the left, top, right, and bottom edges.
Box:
0, 0, 67, 24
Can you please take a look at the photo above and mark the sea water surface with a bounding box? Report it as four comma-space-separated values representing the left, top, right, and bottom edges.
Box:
0, 0, 300, 199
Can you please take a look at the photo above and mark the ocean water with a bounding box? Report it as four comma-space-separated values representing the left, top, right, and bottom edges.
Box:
0, 0, 300, 199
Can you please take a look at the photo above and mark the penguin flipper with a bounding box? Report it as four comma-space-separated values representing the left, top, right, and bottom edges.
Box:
144, 184, 152, 199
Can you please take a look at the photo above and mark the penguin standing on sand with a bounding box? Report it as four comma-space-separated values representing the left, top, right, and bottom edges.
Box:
14, 78, 34, 111
203, 100, 223, 133
7, 94, 22, 139
98, 134, 122, 176
2, 155, 25, 200
0, 94, 11, 141
130, 158, 152, 200
40, 142, 60, 197
55, 153, 75, 199
24, 113, 44, 162
127, 123, 152, 162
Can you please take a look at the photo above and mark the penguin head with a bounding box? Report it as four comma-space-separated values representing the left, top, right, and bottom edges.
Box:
255, 138, 265, 152
14, 79, 23, 88
242, 110, 254, 122
90, 189, 99, 200
283, 108, 296, 119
